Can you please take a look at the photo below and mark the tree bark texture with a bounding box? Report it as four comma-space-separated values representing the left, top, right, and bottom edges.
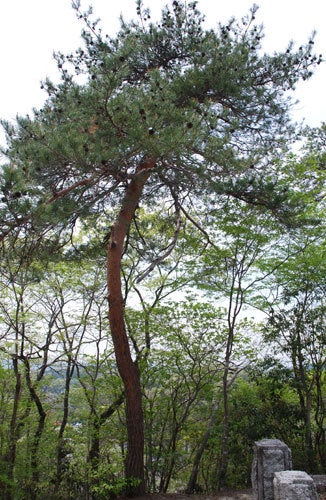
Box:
107, 157, 155, 496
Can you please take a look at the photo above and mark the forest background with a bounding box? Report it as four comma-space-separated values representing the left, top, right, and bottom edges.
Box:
0, 0, 325, 498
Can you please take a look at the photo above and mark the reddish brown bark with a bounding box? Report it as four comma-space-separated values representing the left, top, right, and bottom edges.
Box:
107, 157, 155, 496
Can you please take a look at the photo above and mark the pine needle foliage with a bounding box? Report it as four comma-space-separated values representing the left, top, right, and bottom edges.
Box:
0, 0, 320, 239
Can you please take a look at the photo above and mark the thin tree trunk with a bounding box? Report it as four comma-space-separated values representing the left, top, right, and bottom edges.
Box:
218, 325, 234, 490
186, 399, 220, 494
56, 356, 75, 488
304, 394, 317, 472
217, 258, 245, 491
161, 426, 178, 493
24, 364, 47, 490
5, 358, 32, 500
87, 392, 125, 468
6, 358, 21, 500
218, 364, 230, 490
107, 157, 155, 496
315, 371, 325, 471
292, 341, 317, 472
217, 361, 244, 491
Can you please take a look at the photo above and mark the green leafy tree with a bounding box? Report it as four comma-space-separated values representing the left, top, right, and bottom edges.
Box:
182, 202, 283, 490
220, 363, 303, 488
257, 127, 326, 472
139, 302, 225, 492
264, 288, 325, 472
0, 239, 50, 499
0, 356, 16, 495
0, 0, 319, 493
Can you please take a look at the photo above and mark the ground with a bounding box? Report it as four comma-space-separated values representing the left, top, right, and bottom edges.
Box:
124, 488, 326, 500
122, 490, 254, 500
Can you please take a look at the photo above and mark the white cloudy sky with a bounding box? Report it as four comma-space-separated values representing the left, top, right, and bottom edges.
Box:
0, 0, 325, 148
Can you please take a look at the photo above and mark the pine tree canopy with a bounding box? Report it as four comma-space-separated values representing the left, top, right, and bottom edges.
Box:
0, 0, 320, 240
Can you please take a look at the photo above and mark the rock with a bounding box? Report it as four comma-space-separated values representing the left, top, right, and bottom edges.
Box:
251, 439, 292, 499
273, 470, 318, 499
312, 475, 326, 493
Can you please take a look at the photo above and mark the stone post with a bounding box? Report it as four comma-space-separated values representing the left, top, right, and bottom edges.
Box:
251, 439, 292, 500
273, 471, 318, 499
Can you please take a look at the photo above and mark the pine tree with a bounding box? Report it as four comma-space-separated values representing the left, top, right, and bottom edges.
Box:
0, 0, 319, 494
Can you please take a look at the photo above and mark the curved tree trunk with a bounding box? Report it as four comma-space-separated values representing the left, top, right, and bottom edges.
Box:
24, 364, 47, 492
87, 392, 125, 471
107, 157, 155, 496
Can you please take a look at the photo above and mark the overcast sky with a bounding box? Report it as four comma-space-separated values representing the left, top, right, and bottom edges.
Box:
0, 0, 325, 149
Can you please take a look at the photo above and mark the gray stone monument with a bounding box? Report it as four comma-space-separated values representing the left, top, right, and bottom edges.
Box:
273, 471, 318, 499
252, 439, 292, 500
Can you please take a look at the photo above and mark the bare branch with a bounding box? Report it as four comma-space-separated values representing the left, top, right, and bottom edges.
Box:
135, 203, 182, 283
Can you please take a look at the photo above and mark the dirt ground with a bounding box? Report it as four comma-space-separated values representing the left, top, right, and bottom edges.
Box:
130, 493, 326, 500
127, 490, 254, 500
125, 488, 326, 500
